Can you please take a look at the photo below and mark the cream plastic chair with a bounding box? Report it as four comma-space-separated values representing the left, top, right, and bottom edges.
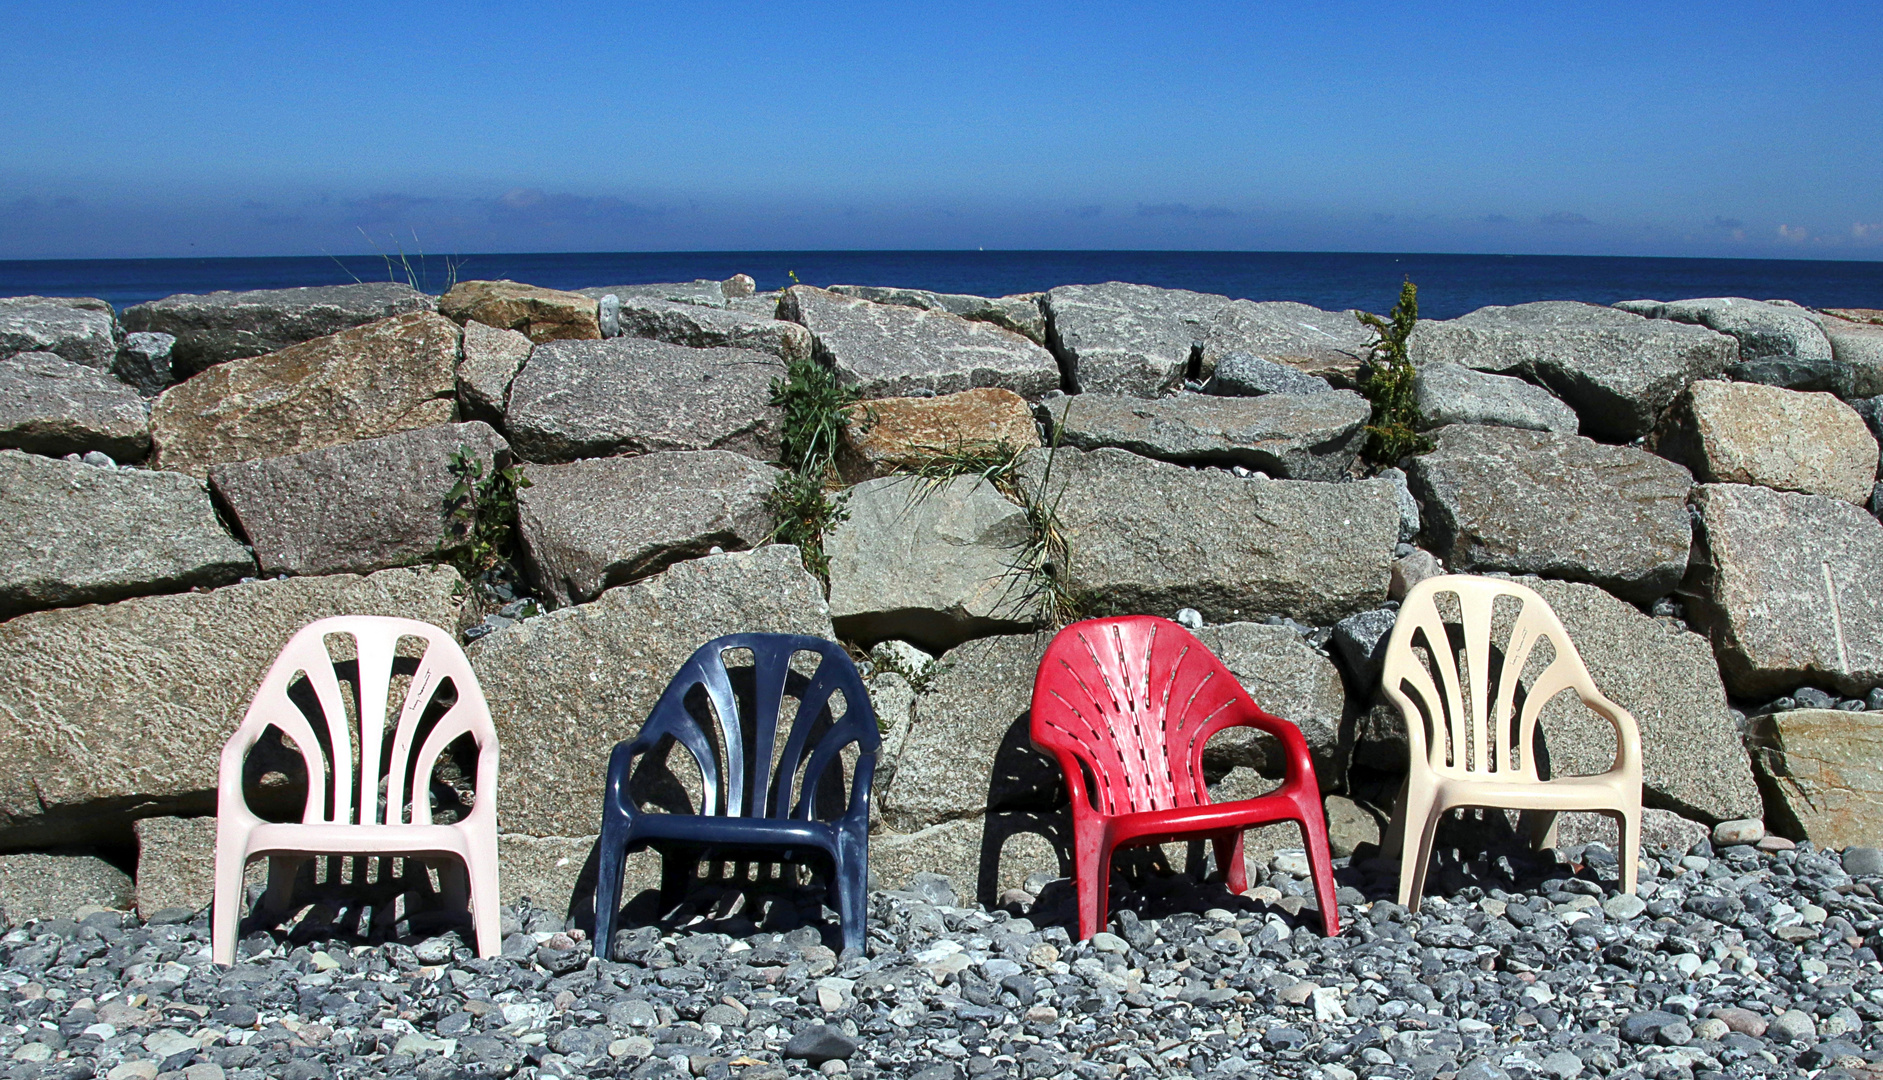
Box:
212, 616, 500, 964
1380, 575, 1642, 911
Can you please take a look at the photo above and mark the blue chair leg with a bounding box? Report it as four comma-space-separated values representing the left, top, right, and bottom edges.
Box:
592, 827, 625, 960
658, 845, 694, 914
835, 827, 869, 955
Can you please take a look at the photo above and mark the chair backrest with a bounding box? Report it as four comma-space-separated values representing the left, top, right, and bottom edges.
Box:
629, 633, 879, 821
1032, 616, 1262, 816
221, 616, 496, 828
1382, 575, 1631, 782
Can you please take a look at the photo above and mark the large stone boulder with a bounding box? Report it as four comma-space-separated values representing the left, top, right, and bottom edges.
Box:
1821, 314, 1883, 395
1685, 483, 1883, 696
456, 320, 533, 425
1615, 297, 1853, 394
1355, 579, 1761, 823
207, 421, 509, 577
869, 811, 1066, 906
0, 296, 118, 369
1043, 282, 1230, 397
1191, 622, 1349, 780
0, 565, 463, 847
1650, 381, 1876, 504
837, 387, 1041, 482
1410, 301, 1736, 441
1045, 389, 1370, 481
466, 546, 833, 838
825, 475, 1038, 651
518, 450, 780, 607
1406, 425, 1694, 604
779, 286, 1059, 400
612, 296, 812, 361
1199, 300, 1374, 388
1412, 362, 1578, 435
113, 331, 176, 396
828, 286, 1048, 345
0, 353, 151, 460
1751, 709, 1883, 847
0, 853, 133, 920
1016, 447, 1398, 624
575, 280, 738, 308
149, 311, 460, 477
438, 280, 601, 343
0, 450, 253, 619
503, 338, 782, 464
121, 283, 434, 376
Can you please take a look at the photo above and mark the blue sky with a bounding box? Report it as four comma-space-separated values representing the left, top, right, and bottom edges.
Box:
1, 1, 1878, 259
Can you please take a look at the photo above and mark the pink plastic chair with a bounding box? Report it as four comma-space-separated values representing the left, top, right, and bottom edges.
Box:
1031, 616, 1341, 941
212, 616, 500, 964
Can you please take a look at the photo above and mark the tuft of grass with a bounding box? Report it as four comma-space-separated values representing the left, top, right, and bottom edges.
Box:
901, 438, 1024, 496
1005, 403, 1085, 628
764, 350, 857, 583
442, 446, 532, 581
1355, 278, 1431, 464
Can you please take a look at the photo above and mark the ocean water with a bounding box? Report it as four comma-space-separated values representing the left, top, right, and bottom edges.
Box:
2, 250, 1880, 321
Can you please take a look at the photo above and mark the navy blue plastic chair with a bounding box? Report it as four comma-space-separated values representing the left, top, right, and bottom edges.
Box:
593, 633, 880, 955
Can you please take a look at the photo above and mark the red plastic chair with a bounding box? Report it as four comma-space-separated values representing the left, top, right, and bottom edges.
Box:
1031, 616, 1341, 940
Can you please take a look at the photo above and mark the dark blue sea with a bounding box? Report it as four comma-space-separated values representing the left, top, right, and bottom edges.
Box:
2, 251, 1879, 320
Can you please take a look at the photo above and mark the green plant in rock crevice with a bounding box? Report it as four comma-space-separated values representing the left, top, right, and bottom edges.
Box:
1355, 278, 1431, 464
442, 446, 532, 581
764, 349, 857, 583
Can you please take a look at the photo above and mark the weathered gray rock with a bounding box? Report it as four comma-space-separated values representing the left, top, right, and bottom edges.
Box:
825, 475, 1038, 650
122, 282, 434, 375
779, 286, 1059, 400
1412, 362, 1578, 434
0, 296, 118, 369
1406, 425, 1694, 603
467, 546, 832, 837
0, 450, 253, 619
0, 565, 463, 846
1555, 806, 1710, 856
1333, 607, 1400, 688
1616, 297, 1844, 393
1355, 578, 1760, 823
828, 286, 1049, 345
1199, 300, 1374, 389
1045, 389, 1369, 481
504, 338, 782, 464
1207, 352, 1337, 396
0, 853, 132, 920
613, 296, 812, 361
1377, 466, 1421, 542
1751, 709, 1883, 847
1650, 380, 1876, 504
1191, 622, 1348, 779
576, 280, 733, 308
1410, 301, 1736, 441
1686, 483, 1883, 695
0, 353, 150, 460
868, 811, 1066, 906
208, 421, 508, 577
438, 281, 600, 343
132, 815, 215, 918
456, 320, 533, 425
1821, 314, 1883, 396
1044, 282, 1231, 397
877, 632, 1053, 831
149, 311, 460, 477
1389, 548, 1445, 601
113, 331, 176, 395
518, 450, 780, 607
1017, 446, 1398, 624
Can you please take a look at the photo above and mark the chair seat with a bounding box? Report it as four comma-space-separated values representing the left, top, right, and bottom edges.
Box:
242, 822, 475, 861
1105, 788, 1311, 849
1429, 770, 1634, 813
624, 813, 843, 856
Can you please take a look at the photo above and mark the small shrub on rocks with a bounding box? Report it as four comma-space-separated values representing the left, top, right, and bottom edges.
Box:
1357, 278, 1431, 464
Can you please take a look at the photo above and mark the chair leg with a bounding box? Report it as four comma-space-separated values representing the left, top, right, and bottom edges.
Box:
1395, 779, 1441, 912
1616, 805, 1641, 897
261, 855, 307, 921
658, 847, 693, 914
1303, 816, 1348, 937
1073, 821, 1112, 942
211, 834, 250, 966
466, 852, 501, 960
1380, 775, 1411, 858
1212, 831, 1247, 894
834, 828, 869, 955
1521, 808, 1561, 852
592, 833, 624, 961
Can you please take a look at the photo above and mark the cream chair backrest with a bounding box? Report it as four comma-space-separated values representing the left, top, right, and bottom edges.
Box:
218, 616, 496, 829
1381, 575, 1639, 782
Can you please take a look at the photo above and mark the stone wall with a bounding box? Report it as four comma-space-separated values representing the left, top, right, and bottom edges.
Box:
3, 282, 1880, 924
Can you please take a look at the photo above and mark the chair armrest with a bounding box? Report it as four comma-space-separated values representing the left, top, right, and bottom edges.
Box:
841, 750, 877, 828
1581, 690, 1643, 777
